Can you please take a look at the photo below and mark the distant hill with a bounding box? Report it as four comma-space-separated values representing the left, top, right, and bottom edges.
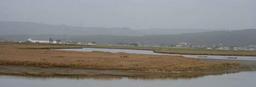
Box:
140, 29, 256, 46
0, 21, 139, 36
70, 29, 256, 46
1, 21, 256, 46
0, 21, 209, 36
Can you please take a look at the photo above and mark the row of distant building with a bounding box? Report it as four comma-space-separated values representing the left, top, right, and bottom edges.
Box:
114, 42, 256, 51
24, 38, 96, 46
169, 42, 256, 51
14, 38, 256, 51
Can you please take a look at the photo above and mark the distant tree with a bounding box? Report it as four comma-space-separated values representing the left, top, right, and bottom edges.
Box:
129, 43, 139, 47
91, 41, 96, 44
49, 38, 54, 43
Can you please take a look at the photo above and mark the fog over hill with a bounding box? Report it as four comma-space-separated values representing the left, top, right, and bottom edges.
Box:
0, 21, 140, 36
1, 21, 256, 46
0, 21, 209, 36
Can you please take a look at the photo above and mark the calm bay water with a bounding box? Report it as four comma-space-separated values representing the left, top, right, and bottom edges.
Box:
0, 71, 256, 87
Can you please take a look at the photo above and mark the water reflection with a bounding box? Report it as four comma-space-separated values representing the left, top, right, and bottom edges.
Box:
0, 71, 255, 87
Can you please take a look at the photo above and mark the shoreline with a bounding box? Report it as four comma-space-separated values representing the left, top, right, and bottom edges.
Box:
0, 65, 244, 79
154, 51, 256, 57
2, 58, 256, 79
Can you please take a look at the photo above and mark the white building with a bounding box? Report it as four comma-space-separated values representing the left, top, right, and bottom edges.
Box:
27, 38, 57, 44
87, 42, 96, 46
175, 42, 190, 48
217, 47, 230, 50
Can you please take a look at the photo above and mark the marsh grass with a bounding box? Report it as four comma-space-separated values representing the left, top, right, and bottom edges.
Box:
0, 43, 244, 78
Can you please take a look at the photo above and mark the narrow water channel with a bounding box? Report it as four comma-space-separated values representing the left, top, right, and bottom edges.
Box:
59, 48, 256, 61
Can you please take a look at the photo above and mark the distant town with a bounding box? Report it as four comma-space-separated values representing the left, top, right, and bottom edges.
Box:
2, 38, 255, 51
16, 38, 97, 46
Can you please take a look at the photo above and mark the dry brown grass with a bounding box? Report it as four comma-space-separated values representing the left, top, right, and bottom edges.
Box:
0, 43, 240, 73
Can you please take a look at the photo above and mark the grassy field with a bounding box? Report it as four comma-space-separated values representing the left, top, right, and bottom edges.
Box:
0, 43, 244, 78
154, 48, 256, 56
84, 45, 256, 56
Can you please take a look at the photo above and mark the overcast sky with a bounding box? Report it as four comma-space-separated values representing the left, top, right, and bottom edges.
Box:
0, 0, 255, 30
